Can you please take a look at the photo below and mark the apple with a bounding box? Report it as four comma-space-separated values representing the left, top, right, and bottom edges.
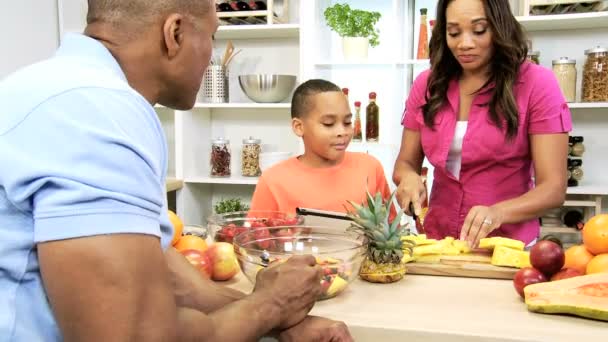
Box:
207, 242, 240, 281
513, 267, 548, 298
180, 249, 213, 279
530, 240, 565, 277
550, 268, 584, 281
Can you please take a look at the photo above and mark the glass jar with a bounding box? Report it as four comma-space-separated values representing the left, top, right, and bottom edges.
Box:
241, 136, 261, 177
527, 51, 540, 65
582, 46, 608, 102
210, 138, 231, 177
552, 57, 577, 102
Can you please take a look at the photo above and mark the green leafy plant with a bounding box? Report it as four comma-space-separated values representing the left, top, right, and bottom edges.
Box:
214, 198, 250, 214
323, 3, 382, 47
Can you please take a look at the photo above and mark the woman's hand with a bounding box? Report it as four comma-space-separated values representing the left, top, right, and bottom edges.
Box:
396, 172, 427, 216
460, 205, 505, 248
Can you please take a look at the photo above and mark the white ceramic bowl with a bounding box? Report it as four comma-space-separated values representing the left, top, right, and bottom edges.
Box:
260, 151, 292, 172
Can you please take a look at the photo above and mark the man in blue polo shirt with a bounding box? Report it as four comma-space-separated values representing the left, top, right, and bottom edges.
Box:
0, 0, 352, 341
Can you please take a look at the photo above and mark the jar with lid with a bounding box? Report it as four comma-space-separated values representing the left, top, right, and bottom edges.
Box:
241, 136, 261, 177
210, 138, 231, 177
552, 57, 577, 102
527, 51, 540, 65
582, 46, 608, 102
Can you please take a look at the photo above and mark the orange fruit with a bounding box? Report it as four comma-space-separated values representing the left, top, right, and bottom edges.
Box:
168, 210, 184, 246
582, 214, 608, 255
563, 245, 595, 274
174, 235, 208, 254
586, 253, 608, 274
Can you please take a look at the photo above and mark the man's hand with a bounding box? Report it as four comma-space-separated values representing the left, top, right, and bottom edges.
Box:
279, 316, 353, 342
254, 255, 323, 329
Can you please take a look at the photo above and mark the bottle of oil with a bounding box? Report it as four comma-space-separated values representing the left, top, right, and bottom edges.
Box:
353, 101, 362, 141
366, 92, 379, 142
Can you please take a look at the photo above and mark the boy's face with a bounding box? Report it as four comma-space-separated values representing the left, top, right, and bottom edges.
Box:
293, 91, 353, 163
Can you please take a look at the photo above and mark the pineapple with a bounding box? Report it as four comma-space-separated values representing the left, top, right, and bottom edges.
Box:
346, 189, 415, 283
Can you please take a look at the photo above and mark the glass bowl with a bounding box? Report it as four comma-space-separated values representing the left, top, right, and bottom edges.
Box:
233, 226, 366, 300
206, 210, 304, 244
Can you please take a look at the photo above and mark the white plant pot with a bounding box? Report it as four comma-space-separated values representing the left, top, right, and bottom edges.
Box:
342, 37, 369, 62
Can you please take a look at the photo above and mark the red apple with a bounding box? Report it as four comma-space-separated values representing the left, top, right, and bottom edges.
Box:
181, 249, 213, 279
530, 240, 565, 277
513, 267, 548, 298
550, 268, 584, 281
207, 242, 240, 281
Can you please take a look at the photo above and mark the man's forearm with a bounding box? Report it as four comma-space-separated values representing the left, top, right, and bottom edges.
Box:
165, 247, 246, 312
176, 293, 279, 342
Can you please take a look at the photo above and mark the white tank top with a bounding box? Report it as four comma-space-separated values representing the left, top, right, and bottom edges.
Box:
446, 121, 468, 180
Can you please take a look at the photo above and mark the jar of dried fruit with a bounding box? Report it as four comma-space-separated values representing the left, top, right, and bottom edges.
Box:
552, 57, 577, 102
527, 51, 540, 65
582, 46, 608, 102
210, 138, 231, 177
241, 136, 261, 177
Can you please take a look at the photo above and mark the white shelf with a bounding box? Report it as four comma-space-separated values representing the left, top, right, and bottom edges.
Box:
540, 226, 579, 234
516, 12, 608, 31
185, 176, 258, 185
314, 59, 430, 67
568, 102, 608, 109
192, 103, 290, 109
217, 10, 270, 18
215, 24, 300, 40
566, 185, 608, 196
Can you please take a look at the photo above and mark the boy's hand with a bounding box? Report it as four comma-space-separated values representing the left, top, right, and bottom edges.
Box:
254, 255, 323, 329
396, 172, 426, 216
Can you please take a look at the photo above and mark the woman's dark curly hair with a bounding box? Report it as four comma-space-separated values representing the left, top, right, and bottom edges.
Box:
423, 0, 528, 138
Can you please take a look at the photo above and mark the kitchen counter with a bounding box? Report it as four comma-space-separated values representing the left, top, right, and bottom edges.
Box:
165, 178, 183, 192
226, 273, 606, 341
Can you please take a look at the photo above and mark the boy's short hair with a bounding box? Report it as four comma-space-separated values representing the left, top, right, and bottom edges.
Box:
291, 79, 341, 118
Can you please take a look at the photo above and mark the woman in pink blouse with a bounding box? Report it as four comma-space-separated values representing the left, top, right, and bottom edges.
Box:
393, 0, 571, 247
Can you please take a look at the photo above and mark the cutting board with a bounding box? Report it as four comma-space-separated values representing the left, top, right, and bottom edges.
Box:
406, 253, 518, 280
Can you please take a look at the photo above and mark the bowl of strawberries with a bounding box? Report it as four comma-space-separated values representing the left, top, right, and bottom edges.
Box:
206, 210, 304, 244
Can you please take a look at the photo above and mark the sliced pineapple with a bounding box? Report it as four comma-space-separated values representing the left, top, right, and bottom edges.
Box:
414, 255, 442, 264
452, 240, 472, 254
412, 243, 444, 256
479, 237, 525, 251
491, 245, 531, 268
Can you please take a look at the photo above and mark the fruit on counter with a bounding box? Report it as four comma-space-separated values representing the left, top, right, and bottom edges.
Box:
540, 234, 563, 249
550, 268, 584, 281
513, 267, 548, 298
174, 234, 208, 254
452, 240, 471, 254
491, 245, 531, 269
586, 253, 608, 274
412, 243, 444, 256
180, 249, 213, 279
347, 190, 411, 283
582, 214, 608, 255
530, 240, 565, 277
207, 242, 240, 281
524, 273, 608, 321
414, 255, 442, 264
564, 245, 595, 274
402, 234, 438, 246
168, 210, 184, 246
478, 237, 525, 251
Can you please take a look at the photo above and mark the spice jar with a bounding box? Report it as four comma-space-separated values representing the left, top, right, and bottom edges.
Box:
527, 51, 540, 65
582, 46, 608, 102
552, 57, 577, 102
210, 138, 231, 177
241, 136, 261, 177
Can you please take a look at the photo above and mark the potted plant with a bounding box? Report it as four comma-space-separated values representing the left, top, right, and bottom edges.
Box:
214, 198, 250, 214
323, 3, 382, 61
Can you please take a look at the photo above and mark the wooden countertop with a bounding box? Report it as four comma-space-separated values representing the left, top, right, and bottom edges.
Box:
166, 178, 183, 192
226, 273, 606, 341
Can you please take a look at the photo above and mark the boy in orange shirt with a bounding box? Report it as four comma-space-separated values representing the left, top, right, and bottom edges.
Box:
250, 79, 395, 216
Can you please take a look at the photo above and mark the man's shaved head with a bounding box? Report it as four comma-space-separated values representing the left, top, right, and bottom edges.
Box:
87, 0, 212, 31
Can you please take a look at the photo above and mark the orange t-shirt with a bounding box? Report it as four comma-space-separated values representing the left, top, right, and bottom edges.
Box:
250, 152, 395, 216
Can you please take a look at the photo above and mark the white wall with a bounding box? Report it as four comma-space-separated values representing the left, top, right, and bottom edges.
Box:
0, 0, 59, 79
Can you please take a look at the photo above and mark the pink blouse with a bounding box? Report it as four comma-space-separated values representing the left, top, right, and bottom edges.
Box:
402, 61, 572, 244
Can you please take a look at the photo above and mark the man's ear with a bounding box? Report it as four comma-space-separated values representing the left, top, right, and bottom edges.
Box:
292, 117, 304, 137
163, 13, 185, 59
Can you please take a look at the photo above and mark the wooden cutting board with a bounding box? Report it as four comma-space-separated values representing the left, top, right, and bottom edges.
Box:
406, 253, 518, 280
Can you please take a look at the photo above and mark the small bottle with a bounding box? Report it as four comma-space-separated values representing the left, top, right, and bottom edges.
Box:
366, 92, 379, 142
353, 101, 362, 141
417, 8, 429, 60
568, 136, 585, 157
210, 138, 231, 177
241, 136, 261, 177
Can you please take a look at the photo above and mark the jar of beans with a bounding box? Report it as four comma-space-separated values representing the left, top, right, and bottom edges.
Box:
210, 138, 231, 177
582, 46, 608, 102
241, 136, 261, 177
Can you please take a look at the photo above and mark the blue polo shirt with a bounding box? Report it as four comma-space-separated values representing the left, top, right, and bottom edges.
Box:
0, 33, 173, 340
